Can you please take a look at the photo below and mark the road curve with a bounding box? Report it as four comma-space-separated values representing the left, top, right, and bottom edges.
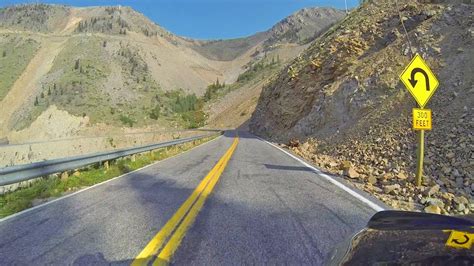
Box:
0, 131, 384, 265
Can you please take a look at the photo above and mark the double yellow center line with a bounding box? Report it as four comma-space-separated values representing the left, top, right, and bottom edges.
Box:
132, 137, 239, 266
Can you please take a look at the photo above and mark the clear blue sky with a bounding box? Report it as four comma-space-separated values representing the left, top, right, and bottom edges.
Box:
0, 0, 359, 39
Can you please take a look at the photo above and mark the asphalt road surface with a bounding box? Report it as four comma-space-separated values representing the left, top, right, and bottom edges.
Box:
0, 131, 385, 265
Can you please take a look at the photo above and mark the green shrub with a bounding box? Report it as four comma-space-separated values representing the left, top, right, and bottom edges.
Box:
149, 104, 161, 120
172, 94, 199, 113
204, 79, 225, 101
237, 58, 278, 83
182, 110, 206, 129
119, 114, 135, 127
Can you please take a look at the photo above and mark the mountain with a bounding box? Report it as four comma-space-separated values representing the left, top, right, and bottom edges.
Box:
263, 7, 345, 48
250, 0, 473, 214
190, 7, 345, 61
0, 4, 344, 139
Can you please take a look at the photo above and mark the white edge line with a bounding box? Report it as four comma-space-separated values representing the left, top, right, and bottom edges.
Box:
256, 136, 385, 212
0, 135, 223, 223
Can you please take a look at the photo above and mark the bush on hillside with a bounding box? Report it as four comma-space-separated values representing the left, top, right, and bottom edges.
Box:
119, 114, 135, 127
149, 105, 161, 120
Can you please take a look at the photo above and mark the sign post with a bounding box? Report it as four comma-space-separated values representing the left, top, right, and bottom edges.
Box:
416, 130, 425, 186
400, 54, 439, 186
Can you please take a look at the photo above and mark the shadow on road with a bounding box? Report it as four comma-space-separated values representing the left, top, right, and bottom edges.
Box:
0, 131, 375, 265
264, 163, 313, 172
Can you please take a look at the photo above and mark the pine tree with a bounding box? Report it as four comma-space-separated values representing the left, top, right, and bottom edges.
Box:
149, 104, 161, 120
74, 59, 80, 70
40, 92, 45, 98
34, 96, 39, 106
48, 87, 51, 96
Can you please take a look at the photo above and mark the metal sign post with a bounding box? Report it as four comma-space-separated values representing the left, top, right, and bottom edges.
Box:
416, 130, 425, 186
400, 54, 439, 186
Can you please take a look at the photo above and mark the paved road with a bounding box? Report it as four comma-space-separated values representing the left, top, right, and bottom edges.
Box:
0, 131, 384, 265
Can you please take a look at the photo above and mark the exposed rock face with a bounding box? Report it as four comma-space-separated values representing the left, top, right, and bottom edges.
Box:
251, 0, 473, 214
191, 7, 345, 61
264, 8, 346, 47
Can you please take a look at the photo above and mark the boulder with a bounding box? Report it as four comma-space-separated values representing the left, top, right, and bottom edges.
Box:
397, 172, 407, 180
384, 184, 401, 194
368, 175, 377, 184
346, 167, 360, 179
424, 205, 441, 214
340, 160, 352, 171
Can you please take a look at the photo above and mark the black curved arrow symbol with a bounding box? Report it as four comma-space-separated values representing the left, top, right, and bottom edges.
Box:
409, 68, 430, 91
452, 234, 470, 245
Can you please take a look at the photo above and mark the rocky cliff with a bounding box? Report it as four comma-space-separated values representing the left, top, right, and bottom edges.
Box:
250, 0, 473, 214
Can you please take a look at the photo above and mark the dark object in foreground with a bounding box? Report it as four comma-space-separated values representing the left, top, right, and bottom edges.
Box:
328, 211, 474, 265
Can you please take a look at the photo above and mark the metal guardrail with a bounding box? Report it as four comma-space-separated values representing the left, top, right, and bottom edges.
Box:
0, 129, 223, 147
0, 132, 222, 186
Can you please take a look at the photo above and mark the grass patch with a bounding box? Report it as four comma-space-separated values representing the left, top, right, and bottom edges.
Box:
0, 36, 39, 101
0, 135, 218, 218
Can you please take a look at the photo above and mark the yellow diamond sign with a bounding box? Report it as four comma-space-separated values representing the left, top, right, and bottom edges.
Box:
400, 53, 439, 108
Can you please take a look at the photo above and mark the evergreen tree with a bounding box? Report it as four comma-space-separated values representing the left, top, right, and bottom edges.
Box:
149, 104, 161, 120
34, 96, 39, 106
74, 59, 80, 70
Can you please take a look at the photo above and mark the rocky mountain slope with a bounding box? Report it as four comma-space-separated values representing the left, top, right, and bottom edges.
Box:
263, 7, 345, 48
0, 4, 344, 140
191, 7, 345, 61
250, 0, 473, 215
203, 7, 345, 130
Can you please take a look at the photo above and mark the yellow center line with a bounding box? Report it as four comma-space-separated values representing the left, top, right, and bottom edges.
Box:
132, 137, 239, 266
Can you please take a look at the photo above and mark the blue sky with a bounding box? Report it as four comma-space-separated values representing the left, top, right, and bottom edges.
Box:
0, 0, 359, 39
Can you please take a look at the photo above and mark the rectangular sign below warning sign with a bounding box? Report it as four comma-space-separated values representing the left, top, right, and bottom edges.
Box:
413, 108, 432, 130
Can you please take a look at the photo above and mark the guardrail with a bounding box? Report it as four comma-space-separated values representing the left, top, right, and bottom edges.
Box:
0, 132, 222, 186
0, 129, 222, 147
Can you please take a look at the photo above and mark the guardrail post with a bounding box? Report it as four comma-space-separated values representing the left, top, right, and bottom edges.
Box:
60, 171, 69, 181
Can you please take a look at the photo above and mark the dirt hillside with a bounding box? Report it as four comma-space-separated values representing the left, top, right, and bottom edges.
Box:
0, 4, 344, 140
